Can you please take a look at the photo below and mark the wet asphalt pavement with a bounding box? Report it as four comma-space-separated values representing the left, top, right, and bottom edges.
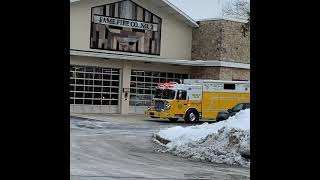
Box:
70, 114, 250, 180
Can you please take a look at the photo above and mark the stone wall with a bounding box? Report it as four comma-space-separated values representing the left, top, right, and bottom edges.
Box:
219, 67, 250, 81
192, 19, 250, 64
191, 67, 221, 79
190, 67, 250, 81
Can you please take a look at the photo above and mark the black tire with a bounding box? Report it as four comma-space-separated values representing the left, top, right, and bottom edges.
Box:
216, 117, 226, 122
185, 109, 199, 123
168, 118, 179, 122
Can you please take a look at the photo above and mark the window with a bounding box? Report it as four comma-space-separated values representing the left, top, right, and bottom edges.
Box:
224, 84, 236, 90
176, 90, 187, 100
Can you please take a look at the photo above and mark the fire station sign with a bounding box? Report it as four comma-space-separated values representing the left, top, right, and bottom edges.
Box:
90, 0, 162, 55
93, 15, 158, 32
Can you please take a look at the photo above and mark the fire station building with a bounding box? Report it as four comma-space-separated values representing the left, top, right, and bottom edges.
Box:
70, 0, 250, 114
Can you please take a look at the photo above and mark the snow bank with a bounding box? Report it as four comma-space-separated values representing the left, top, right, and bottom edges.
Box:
154, 109, 250, 167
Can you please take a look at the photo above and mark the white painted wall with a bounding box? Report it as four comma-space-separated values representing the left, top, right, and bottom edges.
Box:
70, 0, 193, 60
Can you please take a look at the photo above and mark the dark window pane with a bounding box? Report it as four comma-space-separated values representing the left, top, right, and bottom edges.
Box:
70, 99, 74, 104
103, 87, 110, 92
76, 86, 84, 91
168, 73, 173, 78
111, 81, 119, 86
85, 73, 94, 79
137, 83, 144, 88
94, 67, 102, 73
102, 94, 110, 99
130, 82, 136, 87
70, 92, 74, 97
145, 71, 152, 76
160, 78, 166, 83
130, 88, 136, 93
102, 100, 110, 105
93, 100, 101, 105
138, 89, 144, 94
70, 85, 75, 91
152, 72, 159, 76
145, 83, 151, 89
94, 80, 102, 86
85, 66, 94, 72
94, 87, 102, 92
111, 88, 119, 93
160, 73, 166, 77
75, 92, 84, 98
76, 73, 84, 78
131, 76, 136, 81
70, 66, 75, 71
145, 77, 151, 82
103, 74, 111, 79
174, 74, 182, 79
137, 76, 144, 82
85, 86, 93, 92
112, 75, 119, 80
94, 74, 102, 79
136, 71, 144, 76
70, 72, 73, 77
103, 81, 110, 86
153, 78, 159, 83
75, 99, 83, 104
177, 90, 187, 100
85, 93, 92, 98
111, 94, 118, 99
111, 100, 118, 105
84, 99, 92, 104
85, 80, 93, 85
76, 79, 84, 84
94, 93, 101, 99
182, 74, 189, 79
224, 84, 236, 90
70, 79, 75, 84
145, 89, 151, 94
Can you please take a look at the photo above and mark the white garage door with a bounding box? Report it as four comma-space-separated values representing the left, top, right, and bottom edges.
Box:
70, 65, 120, 113
129, 69, 189, 114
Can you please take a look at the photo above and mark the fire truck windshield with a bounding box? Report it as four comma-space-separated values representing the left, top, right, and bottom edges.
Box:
154, 89, 176, 99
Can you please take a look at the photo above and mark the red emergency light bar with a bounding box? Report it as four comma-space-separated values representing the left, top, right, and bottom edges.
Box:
158, 82, 176, 88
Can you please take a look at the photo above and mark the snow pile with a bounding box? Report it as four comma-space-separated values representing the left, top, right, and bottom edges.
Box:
154, 109, 250, 167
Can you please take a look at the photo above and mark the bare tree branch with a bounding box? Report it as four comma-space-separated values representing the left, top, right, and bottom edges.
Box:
222, 0, 250, 21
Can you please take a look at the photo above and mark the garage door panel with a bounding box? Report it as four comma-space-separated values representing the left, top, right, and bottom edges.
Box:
129, 69, 189, 114
70, 64, 120, 113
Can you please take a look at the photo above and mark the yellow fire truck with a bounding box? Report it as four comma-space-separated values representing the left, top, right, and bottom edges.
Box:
145, 79, 250, 123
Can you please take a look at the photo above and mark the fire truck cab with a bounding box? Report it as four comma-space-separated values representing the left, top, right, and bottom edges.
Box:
145, 79, 250, 123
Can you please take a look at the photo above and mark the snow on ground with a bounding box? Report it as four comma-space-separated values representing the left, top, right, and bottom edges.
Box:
154, 109, 250, 167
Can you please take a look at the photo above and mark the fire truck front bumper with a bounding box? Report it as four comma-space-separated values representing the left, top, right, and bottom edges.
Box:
144, 110, 175, 119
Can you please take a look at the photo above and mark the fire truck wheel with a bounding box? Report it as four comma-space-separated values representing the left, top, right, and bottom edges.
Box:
168, 118, 179, 122
185, 109, 199, 123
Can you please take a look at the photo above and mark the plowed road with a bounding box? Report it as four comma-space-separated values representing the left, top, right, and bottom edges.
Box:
70, 115, 249, 180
